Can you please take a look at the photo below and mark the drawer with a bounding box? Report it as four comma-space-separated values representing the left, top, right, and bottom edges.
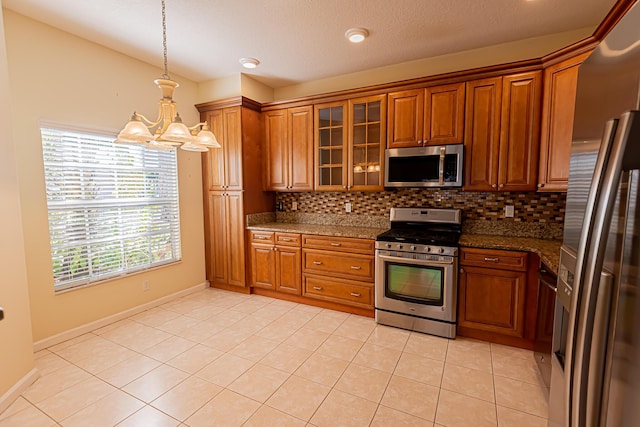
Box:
303, 250, 374, 281
275, 232, 301, 247
250, 231, 275, 244
460, 247, 528, 271
303, 274, 373, 308
302, 235, 374, 255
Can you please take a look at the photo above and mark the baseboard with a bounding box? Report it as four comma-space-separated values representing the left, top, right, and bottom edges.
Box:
0, 368, 39, 415
33, 282, 208, 352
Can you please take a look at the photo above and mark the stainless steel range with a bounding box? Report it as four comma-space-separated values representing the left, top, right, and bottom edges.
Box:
375, 207, 461, 338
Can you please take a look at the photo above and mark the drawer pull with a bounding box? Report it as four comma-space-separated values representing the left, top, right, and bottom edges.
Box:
256, 236, 267, 240
280, 237, 293, 242
313, 261, 323, 265
313, 286, 323, 291
350, 292, 361, 297
330, 243, 342, 247
350, 266, 362, 270
483, 257, 499, 262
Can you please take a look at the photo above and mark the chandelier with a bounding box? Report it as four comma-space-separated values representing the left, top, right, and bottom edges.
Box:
116, 0, 220, 152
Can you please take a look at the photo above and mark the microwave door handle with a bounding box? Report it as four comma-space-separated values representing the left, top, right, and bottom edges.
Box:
439, 146, 446, 185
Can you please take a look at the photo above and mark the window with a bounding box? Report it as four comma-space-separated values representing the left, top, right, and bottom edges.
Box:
41, 124, 182, 291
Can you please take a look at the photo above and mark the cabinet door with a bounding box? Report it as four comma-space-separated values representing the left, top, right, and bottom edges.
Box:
264, 110, 288, 191
458, 265, 527, 338
251, 243, 276, 290
208, 192, 228, 284
463, 77, 502, 191
226, 191, 246, 287
498, 71, 542, 192
223, 107, 243, 191
387, 89, 424, 148
276, 246, 301, 295
538, 53, 589, 192
315, 101, 347, 191
424, 82, 465, 145
289, 106, 314, 191
348, 95, 386, 191
204, 110, 226, 190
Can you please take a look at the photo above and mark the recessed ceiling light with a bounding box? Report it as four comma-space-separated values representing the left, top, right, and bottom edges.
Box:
239, 57, 260, 69
345, 28, 369, 43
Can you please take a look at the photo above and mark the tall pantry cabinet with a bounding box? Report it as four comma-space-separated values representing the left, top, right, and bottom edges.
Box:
196, 97, 274, 291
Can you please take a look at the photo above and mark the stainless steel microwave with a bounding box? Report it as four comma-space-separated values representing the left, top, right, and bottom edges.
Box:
384, 144, 464, 188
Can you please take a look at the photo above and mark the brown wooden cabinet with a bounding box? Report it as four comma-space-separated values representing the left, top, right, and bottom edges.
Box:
315, 95, 386, 191
458, 248, 528, 339
302, 235, 374, 309
387, 83, 465, 148
464, 71, 542, 191
264, 106, 314, 191
538, 52, 591, 192
197, 98, 274, 291
249, 231, 301, 295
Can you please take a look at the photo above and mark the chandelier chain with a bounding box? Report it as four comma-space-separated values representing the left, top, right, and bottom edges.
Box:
161, 0, 169, 79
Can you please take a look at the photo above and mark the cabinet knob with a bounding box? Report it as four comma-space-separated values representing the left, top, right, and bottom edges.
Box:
417, 140, 422, 145
491, 184, 497, 188
537, 183, 543, 188
460, 268, 465, 273
273, 247, 277, 251
313, 286, 323, 291
499, 184, 504, 188
350, 292, 361, 297
343, 185, 347, 189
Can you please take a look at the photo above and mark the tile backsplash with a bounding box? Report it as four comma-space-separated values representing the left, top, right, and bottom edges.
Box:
276, 189, 566, 239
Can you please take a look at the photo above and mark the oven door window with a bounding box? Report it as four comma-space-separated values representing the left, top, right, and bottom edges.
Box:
385, 262, 444, 306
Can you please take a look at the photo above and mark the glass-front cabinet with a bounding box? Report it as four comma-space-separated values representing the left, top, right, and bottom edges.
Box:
314, 95, 386, 191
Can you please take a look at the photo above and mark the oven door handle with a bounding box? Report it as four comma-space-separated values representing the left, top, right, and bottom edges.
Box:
376, 254, 454, 266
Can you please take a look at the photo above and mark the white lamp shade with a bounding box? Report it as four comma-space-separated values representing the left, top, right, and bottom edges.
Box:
180, 141, 208, 152
161, 121, 194, 143
116, 118, 153, 144
147, 140, 177, 151
196, 128, 221, 148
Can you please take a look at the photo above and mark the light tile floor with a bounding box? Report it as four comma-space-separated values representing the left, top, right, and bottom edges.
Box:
0, 288, 550, 426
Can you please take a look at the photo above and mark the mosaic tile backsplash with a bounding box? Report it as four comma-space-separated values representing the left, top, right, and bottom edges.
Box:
275, 189, 566, 239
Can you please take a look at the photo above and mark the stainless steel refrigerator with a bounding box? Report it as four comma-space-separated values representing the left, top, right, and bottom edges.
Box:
548, 2, 640, 426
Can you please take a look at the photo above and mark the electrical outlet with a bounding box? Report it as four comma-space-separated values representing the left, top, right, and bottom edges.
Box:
505, 205, 515, 218
345, 202, 352, 213
143, 280, 150, 291
292, 201, 298, 211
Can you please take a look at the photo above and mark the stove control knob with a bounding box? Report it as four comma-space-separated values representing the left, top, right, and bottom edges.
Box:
410, 245, 417, 251
425, 246, 431, 252
396, 244, 403, 250
437, 247, 445, 254
385, 243, 392, 249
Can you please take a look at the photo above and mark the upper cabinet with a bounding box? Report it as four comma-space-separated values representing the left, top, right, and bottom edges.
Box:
387, 83, 465, 148
538, 52, 591, 192
204, 107, 243, 191
464, 71, 542, 191
314, 95, 386, 191
263, 106, 314, 191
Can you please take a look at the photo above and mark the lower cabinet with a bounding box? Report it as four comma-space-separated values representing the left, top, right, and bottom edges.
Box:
249, 231, 301, 295
458, 247, 538, 348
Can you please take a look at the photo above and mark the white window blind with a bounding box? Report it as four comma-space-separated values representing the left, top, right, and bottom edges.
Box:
41, 125, 182, 291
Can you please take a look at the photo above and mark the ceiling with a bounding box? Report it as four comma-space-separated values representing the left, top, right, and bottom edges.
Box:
3, 0, 618, 89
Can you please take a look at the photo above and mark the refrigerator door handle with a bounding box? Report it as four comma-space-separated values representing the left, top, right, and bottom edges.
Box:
567, 111, 640, 427
565, 118, 618, 427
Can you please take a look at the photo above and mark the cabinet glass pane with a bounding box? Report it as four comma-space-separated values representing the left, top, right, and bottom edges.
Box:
367, 171, 380, 186
353, 104, 366, 124
320, 168, 330, 185
331, 107, 343, 125
353, 171, 365, 186
330, 128, 343, 147
331, 167, 342, 184
320, 148, 331, 165
368, 123, 380, 143
353, 125, 366, 145
319, 128, 331, 147
353, 146, 365, 165
367, 147, 380, 165
331, 148, 343, 165
319, 108, 331, 127
368, 101, 381, 122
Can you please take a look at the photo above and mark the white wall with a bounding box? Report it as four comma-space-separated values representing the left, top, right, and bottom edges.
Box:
4, 9, 206, 343
0, 1, 36, 406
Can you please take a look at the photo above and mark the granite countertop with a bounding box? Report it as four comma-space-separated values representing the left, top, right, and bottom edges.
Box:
246, 222, 387, 240
459, 234, 562, 274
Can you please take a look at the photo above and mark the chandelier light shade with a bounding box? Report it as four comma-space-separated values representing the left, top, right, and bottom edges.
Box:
116, 0, 220, 152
